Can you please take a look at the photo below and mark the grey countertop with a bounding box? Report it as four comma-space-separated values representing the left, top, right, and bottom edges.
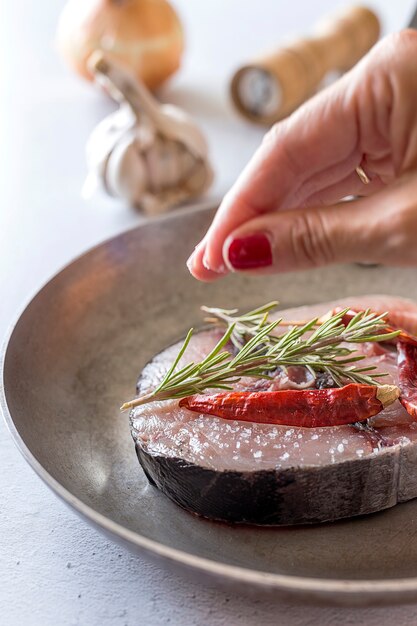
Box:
2, 1, 417, 624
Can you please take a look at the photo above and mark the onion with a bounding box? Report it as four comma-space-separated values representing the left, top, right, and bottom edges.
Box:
56, 0, 184, 90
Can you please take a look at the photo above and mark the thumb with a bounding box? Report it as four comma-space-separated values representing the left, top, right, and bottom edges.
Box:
222, 176, 417, 273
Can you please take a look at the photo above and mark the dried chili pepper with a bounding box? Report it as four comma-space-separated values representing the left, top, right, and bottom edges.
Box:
179, 384, 399, 427
398, 342, 417, 417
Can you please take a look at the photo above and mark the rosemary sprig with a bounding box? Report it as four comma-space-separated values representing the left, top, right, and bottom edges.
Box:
121, 303, 400, 411
202, 301, 279, 349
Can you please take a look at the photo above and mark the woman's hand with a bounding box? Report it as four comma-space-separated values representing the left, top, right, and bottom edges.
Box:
187, 30, 417, 281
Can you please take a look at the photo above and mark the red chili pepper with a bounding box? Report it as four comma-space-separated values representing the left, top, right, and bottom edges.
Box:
179, 384, 399, 427
322, 307, 417, 347
398, 342, 417, 417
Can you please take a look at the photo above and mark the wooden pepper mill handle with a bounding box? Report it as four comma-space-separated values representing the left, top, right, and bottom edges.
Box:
230, 5, 380, 125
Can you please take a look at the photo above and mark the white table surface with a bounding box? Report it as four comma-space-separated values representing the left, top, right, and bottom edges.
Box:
2, 1, 417, 624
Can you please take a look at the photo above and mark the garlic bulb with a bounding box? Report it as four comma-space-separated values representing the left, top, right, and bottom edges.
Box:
84, 52, 213, 214
56, 0, 184, 91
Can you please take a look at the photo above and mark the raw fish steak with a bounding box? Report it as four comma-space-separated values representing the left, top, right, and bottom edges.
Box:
129, 295, 417, 525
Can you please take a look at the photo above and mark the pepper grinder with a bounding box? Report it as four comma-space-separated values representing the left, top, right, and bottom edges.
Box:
230, 5, 380, 125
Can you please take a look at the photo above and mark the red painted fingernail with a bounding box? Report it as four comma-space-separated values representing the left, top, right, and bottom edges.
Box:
227, 233, 273, 270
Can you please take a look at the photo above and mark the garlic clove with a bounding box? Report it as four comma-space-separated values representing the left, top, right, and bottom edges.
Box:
105, 131, 148, 203
144, 138, 181, 190
85, 105, 135, 180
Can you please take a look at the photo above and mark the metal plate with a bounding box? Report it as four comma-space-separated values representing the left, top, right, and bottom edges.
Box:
3, 204, 417, 607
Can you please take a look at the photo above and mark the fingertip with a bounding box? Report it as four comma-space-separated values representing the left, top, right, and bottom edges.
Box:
199, 192, 245, 273
188, 262, 226, 282
186, 243, 228, 282
202, 251, 226, 273
201, 240, 227, 274
186, 239, 207, 273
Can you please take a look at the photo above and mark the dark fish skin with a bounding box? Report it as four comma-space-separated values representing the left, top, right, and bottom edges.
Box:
135, 442, 417, 525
